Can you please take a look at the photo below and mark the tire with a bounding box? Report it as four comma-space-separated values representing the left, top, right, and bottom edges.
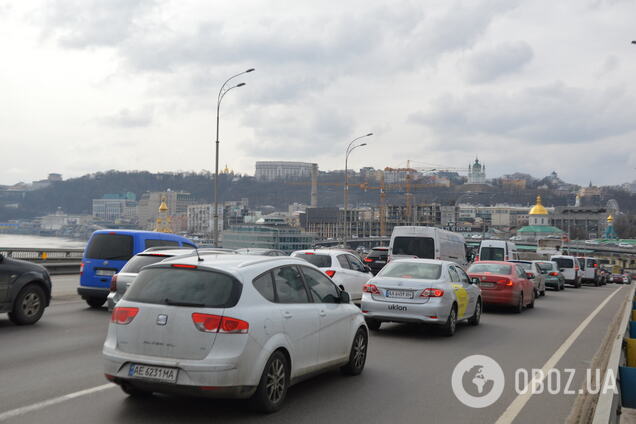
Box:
514, 293, 524, 314
574, 279, 581, 288
441, 305, 457, 336
120, 383, 153, 398
365, 318, 381, 331
249, 351, 289, 413
468, 298, 481, 326
527, 291, 535, 309
340, 328, 368, 376
540, 288, 546, 297
8, 284, 46, 325
85, 297, 106, 308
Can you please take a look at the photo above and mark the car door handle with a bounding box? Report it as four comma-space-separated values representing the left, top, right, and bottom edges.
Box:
283, 311, 293, 319
319, 310, 326, 317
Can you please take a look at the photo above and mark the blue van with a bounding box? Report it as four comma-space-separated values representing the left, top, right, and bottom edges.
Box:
77, 230, 196, 308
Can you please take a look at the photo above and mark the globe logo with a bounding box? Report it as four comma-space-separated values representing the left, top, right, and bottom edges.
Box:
451, 355, 505, 408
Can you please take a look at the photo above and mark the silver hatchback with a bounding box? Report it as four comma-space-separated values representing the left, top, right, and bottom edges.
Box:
103, 255, 367, 412
361, 259, 482, 336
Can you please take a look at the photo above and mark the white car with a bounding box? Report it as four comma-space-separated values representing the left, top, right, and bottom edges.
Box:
291, 249, 373, 304
103, 254, 367, 412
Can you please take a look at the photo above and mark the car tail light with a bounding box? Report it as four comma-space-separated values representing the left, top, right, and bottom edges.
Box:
496, 278, 513, 286
111, 307, 139, 325
191, 313, 248, 334
304, 252, 315, 255
420, 288, 444, 298
594, 264, 598, 268
475, 255, 480, 262
362, 284, 380, 295
80, 262, 84, 276
363, 258, 373, 263
171, 264, 197, 269
549, 272, 559, 276
325, 270, 336, 278
109, 274, 118, 292
526, 272, 535, 279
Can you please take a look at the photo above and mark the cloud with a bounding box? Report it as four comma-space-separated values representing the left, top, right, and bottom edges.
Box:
462, 41, 533, 83
98, 106, 154, 128
408, 81, 636, 145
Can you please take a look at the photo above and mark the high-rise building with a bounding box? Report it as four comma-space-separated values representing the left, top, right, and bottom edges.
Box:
92, 193, 137, 222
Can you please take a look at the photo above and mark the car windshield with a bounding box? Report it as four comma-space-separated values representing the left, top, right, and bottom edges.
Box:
124, 267, 242, 308
468, 264, 512, 275
295, 253, 331, 268
379, 262, 442, 280
392, 237, 434, 258
553, 258, 574, 268
85, 233, 133, 261
120, 254, 172, 273
480, 247, 505, 261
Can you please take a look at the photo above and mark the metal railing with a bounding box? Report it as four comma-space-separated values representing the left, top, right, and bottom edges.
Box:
0, 247, 84, 274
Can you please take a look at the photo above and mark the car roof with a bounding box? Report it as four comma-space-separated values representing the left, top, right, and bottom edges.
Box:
155, 254, 307, 273
294, 249, 353, 255
471, 260, 519, 266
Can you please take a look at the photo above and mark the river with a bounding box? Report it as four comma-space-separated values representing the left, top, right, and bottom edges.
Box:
0, 234, 87, 249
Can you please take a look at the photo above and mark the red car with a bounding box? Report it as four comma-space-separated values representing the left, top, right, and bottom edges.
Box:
467, 261, 535, 313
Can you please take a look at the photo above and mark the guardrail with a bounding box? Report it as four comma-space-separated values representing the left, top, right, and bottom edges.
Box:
0, 247, 84, 275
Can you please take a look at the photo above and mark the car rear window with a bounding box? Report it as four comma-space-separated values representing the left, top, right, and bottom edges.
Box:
479, 247, 504, 261
553, 258, 574, 268
468, 264, 512, 275
120, 254, 171, 273
536, 262, 555, 273
367, 248, 388, 259
145, 239, 180, 249
124, 268, 242, 308
512, 262, 532, 270
296, 253, 332, 268
392, 237, 434, 258
380, 262, 442, 280
85, 234, 134, 261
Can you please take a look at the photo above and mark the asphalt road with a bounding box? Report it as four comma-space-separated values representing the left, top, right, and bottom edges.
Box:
0, 280, 631, 424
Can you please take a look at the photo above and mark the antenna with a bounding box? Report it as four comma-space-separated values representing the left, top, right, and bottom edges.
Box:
194, 245, 203, 262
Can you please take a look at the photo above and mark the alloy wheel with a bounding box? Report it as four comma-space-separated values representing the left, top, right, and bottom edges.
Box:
21, 292, 41, 317
352, 332, 367, 369
265, 358, 286, 404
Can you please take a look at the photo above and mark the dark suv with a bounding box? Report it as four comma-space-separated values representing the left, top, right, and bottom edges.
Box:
0, 253, 52, 325
363, 247, 389, 275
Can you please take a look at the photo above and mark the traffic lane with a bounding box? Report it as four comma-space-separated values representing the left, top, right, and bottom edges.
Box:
0, 300, 111, 411
1, 285, 627, 424
51, 274, 80, 298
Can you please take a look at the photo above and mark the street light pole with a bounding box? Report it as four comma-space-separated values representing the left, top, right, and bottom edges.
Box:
213, 68, 254, 247
343, 133, 373, 247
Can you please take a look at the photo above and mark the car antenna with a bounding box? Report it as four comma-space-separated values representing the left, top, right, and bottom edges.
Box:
194, 246, 203, 262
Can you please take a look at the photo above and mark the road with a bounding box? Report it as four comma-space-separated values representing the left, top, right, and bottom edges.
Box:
0, 278, 631, 424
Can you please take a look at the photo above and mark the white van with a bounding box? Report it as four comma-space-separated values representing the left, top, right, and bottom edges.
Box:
388, 226, 468, 267
477, 240, 519, 262
550, 255, 581, 288
579, 257, 600, 286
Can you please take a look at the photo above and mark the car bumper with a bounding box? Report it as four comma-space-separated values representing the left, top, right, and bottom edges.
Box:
77, 286, 109, 299
361, 296, 452, 324
103, 348, 256, 399
544, 277, 562, 288
481, 290, 519, 307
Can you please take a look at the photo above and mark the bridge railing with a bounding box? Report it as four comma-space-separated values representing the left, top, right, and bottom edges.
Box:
0, 247, 84, 274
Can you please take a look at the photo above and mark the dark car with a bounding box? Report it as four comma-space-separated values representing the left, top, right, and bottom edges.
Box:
363, 247, 389, 275
0, 253, 52, 325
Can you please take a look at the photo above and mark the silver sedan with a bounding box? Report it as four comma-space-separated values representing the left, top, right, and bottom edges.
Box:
361, 259, 482, 336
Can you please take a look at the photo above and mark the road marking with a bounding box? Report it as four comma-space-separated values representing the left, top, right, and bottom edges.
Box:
0, 383, 115, 422
495, 286, 624, 424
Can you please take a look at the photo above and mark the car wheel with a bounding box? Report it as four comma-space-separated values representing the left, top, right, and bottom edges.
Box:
365, 318, 381, 331
85, 297, 105, 308
9, 284, 46, 325
341, 328, 368, 376
441, 305, 457, 336
120, 383, 153, 398
249, 351, 288, 413
540, 287, 546, 296
468, 298, 481, 326
515, 293, 524, 314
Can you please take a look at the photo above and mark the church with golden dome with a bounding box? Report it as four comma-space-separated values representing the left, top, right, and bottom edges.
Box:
516, 196, 565, 241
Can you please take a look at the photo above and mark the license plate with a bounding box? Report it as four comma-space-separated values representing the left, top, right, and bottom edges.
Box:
376, 260, 386, 264
96, 269, 116, 276
480, 282, 495, 288
386, 289, 413, 299
128, 364, 178, 383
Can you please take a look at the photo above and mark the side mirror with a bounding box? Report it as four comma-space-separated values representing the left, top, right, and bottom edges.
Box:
470, 277, 480, 285
339, 290, 350, 304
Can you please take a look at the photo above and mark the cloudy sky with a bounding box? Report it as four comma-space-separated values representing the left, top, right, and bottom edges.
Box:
1, 0, 635, 186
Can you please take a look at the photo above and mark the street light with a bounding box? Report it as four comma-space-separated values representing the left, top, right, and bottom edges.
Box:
213, 68, 254, 247
343, 133, 373, 247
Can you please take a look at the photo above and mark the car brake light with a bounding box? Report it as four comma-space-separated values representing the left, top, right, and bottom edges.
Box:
363, 258, 373, 263
111, 307, 139, 325
325, 270, 336, 278
496, 278, 513, 286
420, 288, 444, 297
171, 264, 197, 269
594, 264, 598, 268
80, 262, 84, 276
191, 313, 248, 334
110, 274, 118, 292
549, 272, 559, 276
304, 252, 315, 255
362, 284, 380, 295
526, 272, 535, 278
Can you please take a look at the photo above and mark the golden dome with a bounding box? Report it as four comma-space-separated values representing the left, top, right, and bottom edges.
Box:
607, 214, 614, 223
158, 196, 169, 212
529, 195, 548, 215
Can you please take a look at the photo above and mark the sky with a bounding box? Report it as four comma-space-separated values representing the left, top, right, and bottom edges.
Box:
1, 0, 636, 186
